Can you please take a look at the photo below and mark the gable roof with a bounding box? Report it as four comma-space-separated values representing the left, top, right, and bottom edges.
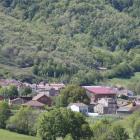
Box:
68, 103, 88, 107
8, 96, 32, 101
117, 107, 132, 112
98, 103, 107, 107
83, 86, 116, 94
22, 100, 45, 106
122, 102, 136, 107
32, 94, 51, 101
130, 105, 140, 112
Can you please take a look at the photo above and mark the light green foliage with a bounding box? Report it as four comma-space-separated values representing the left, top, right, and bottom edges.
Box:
7, 85, 18, 97
6, 106, 39, 136
90, 119, 129, 140
110, 124, 129, 140
0, 85, 18, 98
1, 0, 140, 85
0, 0, 140, 86
20, 86, 32, 97
37, 108, 91, 140
0, 101, 10, 129
60, 85, 90, 107
127, 81, 140, 95
64, 134, 73, 140
129, 111, 140, 129
133, 118, 140, 138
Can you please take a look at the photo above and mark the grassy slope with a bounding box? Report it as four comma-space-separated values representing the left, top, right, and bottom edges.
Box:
108, 72, 140, 88
0, 129, 40, 140
0, 129, 63, 140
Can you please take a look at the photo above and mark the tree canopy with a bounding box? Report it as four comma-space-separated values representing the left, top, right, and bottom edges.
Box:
59, 85, 90, 107
37, 108, 91, 140
1, 0, 140, 86
0, 101, 10, 129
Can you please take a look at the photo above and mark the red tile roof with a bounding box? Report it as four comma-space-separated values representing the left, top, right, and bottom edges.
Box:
83, 86, 116, 94
130, 105, 140, 112
116, 84, 125, 89
32, 94, 51, 101
22, 100, 45, 106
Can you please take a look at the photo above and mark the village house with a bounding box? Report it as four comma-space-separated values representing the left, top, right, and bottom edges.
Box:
22, 94, 52, 109
83, 86, 116, 101
38, 87, 56, 97
0, 79, 24, 92
32, 93, 52, 106
22, 100, 45, 109
96, 67, 107, 72
94, 98, 117, 114
88, 98, 97, 112
37, 82, 65, 94
8, 96, 32, 105
115, 84, 125, 90
116, 102, 140, 115
117, 90, 134, 97
67, 103, 88, 115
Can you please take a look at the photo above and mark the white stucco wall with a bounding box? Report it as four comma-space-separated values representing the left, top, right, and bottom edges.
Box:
98, 98, 108, 106
67, 104, 79, 112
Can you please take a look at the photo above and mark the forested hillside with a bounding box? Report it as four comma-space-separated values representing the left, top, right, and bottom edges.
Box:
0, 0, 140, 85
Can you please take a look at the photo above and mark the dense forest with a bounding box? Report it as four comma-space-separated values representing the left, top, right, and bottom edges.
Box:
0, 0, 140, 86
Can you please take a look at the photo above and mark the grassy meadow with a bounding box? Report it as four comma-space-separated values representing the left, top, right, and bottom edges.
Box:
0, 129, 63, 140
0, 129, 40, 140
108, 72, 140, 88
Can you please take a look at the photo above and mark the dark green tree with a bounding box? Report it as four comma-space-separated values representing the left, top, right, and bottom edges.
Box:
37, 108, 91, 140
0, 101, 10, 129
7, 85, 18, 97
60, 85, 90, 107
20, 86, 32, 97
6, 106, 39, 136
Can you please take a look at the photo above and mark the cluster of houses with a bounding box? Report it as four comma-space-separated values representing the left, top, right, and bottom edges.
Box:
0, 79, 140, 115
0, 79, 65, 109
67, 85, 140, 115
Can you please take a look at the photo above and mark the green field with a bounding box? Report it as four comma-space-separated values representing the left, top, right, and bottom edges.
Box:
86, 116, 134, 140
0, 129, 63, 140
108, 72, 140, 88
0, 129, 40, 140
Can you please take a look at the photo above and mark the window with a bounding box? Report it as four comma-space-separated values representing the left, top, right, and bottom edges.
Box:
41, 98, 44, 101
44, 98, 47, 101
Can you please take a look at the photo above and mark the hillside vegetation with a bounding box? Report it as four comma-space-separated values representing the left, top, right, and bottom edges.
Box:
0, 0, 140, 86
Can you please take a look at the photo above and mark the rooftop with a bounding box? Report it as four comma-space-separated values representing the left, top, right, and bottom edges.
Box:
22, 100, 45, 106
117, 107, 132, 112
32, 93, 51, 101
83, 86, 116, 94
68, 103, 88, 107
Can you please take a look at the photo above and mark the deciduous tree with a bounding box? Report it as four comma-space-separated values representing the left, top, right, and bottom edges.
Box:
0, 101, 10, 129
